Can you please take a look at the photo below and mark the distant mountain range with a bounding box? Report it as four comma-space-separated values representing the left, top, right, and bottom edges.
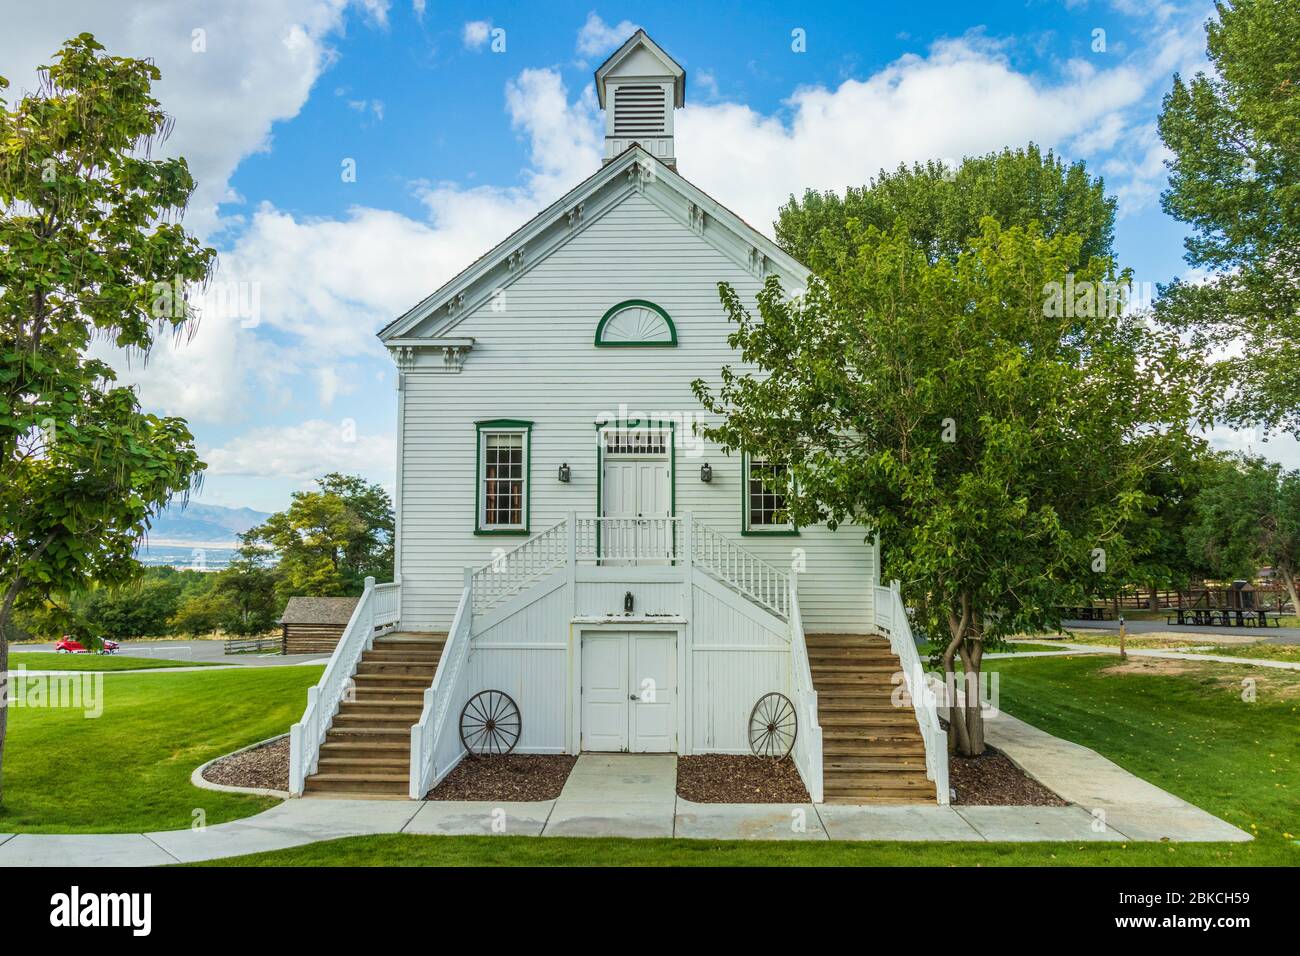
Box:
145, 501, 270, 547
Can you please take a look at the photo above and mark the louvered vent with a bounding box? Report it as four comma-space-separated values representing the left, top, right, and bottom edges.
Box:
613, 84, 667, 135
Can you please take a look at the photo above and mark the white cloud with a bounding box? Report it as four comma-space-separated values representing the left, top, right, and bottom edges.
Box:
0, 0, 378, 238
576, 12, 639, 57
347, 97, 385, 120
463, 20, 491, 51
92, 66, 594, 435
412, 0, 425, 22
204, 419, 396, 480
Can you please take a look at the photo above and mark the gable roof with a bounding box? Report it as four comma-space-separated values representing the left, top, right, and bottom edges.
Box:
278, 596, 360, 626
378, 145, 809, 344
594, 29, 685, 108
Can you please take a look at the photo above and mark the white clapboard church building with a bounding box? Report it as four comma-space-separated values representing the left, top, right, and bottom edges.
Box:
288, 31, 948, 806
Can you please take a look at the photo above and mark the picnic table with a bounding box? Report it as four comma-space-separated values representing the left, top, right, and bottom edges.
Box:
1060, 605, 1113, 621
1165, 607, 1281, 628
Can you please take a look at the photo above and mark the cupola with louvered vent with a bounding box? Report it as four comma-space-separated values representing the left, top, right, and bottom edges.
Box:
594, 30, 686, 169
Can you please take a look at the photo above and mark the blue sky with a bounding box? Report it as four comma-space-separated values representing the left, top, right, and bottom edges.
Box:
3, 0, 1294, 514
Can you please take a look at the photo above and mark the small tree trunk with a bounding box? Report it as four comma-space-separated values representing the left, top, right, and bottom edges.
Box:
1279, 568, 1300, 618
1147, 583, 1159, 610
942, 600, 972, 755
958, 636, 985, 756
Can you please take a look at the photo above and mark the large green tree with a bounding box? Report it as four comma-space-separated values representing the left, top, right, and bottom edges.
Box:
243, 473, 394, 600
0, 35, 214, 802
697, 160, 1197, 755
1185, 454, 1300, 613
170, 557, 278, 636
777, 145, 1116, 271
1156, 0, 1300, 436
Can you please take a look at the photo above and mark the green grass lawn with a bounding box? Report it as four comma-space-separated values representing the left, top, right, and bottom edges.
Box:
0, 665, 322, 833
7, 652, 221, 671
199, 654, 1298, 867
916, 640, 1061, 655
1044, 632, 1300, 662
1193, 642, 1300, 662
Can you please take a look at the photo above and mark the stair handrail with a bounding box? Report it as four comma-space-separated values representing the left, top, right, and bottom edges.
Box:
691, 519, 791, 620
289, 576, 400, 795
787, 580, 824, 802
470, 519, 568, 615
874, 580, 950, 804
409, 575, 474, 798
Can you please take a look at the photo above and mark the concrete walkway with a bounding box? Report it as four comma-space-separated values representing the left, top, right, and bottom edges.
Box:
1061, 618, 1300, 643
997, 640, 1300, 671
0, 736, 1250, 865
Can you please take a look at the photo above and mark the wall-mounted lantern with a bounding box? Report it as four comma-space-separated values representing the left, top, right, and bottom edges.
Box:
624, 591, 635, 614
699, 463, 713, 483
558, 463, 571, 483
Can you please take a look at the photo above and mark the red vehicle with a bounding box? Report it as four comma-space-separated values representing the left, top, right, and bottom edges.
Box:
54, 637, 120, 655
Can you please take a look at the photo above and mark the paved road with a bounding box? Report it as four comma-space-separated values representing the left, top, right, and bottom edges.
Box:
14, 640, 328, 666
1062, 618, 1300, 644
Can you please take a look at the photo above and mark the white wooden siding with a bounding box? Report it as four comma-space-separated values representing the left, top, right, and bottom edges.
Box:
397, 190, 875, 632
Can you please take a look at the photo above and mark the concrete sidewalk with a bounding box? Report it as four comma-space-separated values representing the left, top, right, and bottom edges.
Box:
0, 737, 1251, 866
997, 641, 1300, 671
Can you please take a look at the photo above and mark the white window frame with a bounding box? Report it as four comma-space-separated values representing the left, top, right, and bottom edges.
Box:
476, 422, 531, 534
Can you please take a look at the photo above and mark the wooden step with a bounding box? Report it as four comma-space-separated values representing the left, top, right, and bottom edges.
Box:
808, 645, 897, 658
317, 756, 410, 773
362, 649, 443, 663
374, 633, 446, 646
337, 700, 424, 718
822, 791, 935, 805
352, 673, 431, 688
810, 661, 901, 673
823, 739, 926, 756
355, 660, 439, 676
304, 773, 408, 795
817, 698, 910, 712
819, 712, 919, 728
320, 739, 409, 755
805, 633, 890, 645
325, 726, 410, 742
825, 756, 928, 772
331, 713, 415, 729
825, 769, 933, 787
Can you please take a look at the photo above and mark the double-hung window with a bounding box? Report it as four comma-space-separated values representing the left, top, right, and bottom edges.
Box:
476, 420, 531, 533
743, 454, 796, 534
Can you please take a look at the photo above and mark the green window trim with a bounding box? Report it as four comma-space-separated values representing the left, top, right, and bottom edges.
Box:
594, 299, 678, 348
741, 452, 800, 536
475, 419, 533, 535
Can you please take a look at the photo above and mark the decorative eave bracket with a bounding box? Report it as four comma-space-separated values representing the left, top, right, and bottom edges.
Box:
386, 337, 475, 387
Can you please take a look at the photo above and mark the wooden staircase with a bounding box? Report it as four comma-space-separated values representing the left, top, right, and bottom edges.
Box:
304, 632, 446, 798
806, 634, 937, 804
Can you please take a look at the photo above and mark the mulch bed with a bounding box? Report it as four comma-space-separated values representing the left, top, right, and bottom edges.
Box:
676, 754, 810, 803
426, 754, 577, 801
201, 736, 290, 792
948, 746, 1067, 806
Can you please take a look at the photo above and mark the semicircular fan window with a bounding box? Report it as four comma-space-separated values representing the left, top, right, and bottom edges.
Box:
595, 300, 677, 347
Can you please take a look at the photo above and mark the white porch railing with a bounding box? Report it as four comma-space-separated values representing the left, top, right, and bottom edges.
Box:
787, 581, 823, 802
692, 520, 790, 620
575, 515, 678, 565
409, 575, 474, 798
873, 580, 950, 804
288, 576, 400, 795
470, 520, 568, 615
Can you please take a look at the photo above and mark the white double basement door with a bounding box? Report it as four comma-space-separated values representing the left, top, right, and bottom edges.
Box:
581, 631, 676, 752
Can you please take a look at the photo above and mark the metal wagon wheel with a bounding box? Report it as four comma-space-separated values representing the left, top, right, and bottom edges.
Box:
459, 690, 521, 757
748, 692, 797, 759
